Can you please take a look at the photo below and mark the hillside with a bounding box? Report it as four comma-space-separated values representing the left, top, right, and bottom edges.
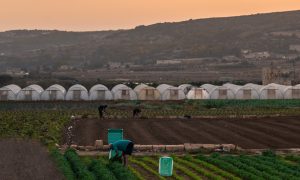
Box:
1, 10, 300, 69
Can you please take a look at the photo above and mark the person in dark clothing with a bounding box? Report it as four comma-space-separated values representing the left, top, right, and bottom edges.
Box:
98, 105, 108, 119
184, 115, 192, 119
109, 140, 134, 166
133, 108, 141, 118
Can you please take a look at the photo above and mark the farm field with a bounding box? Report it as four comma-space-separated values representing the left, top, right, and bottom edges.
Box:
52, 148, 300, 180
0, 100, 300, 179
66, 116, 300, 149
0, 100, 300, 147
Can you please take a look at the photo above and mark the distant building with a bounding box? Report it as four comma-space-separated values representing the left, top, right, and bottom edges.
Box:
107, 62, 134, 69
241, 49, 252, 54
271, 31, 300, 38
289, 45, 300, 52
156, 57, 216, 65
243, 51, 271, 59
156, 60, 182, 65
262, 67, 293, 85
59, 65, 74, 71
222, 55, 240, 61
5, 68, 28, 77
285, 54, 300, 60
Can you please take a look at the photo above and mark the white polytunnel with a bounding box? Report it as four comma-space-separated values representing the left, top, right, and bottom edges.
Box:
133, 83, 149, 93
41, 84, 66, 100
288, 84, 300, 99
186, 87, 210, 99
243, 83, 264, 91
281, 85, 300, 99
178, 84, 193, 94
157, 84, 186, 100
89, 84, 113, 100
111, 84, 137, 100
4, 83, 300, 101
201, 84, 235, 99
0, 84, 21, 101
134, 83, 161, 100
223, 83, 260, 99
264, 83, 296, 99
156, 84, 173, 94
259, 83, 284, 99
65, 84, 89, 101
16, 84, 44, 101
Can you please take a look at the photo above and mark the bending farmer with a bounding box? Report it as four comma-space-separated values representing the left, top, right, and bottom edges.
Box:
98, 105, 108, 119
133, 108, 141, 118
109, 139, 134, 166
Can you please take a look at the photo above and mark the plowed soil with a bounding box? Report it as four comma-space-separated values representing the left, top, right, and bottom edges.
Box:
0, 139, 63, 180
64, 116, 300, 149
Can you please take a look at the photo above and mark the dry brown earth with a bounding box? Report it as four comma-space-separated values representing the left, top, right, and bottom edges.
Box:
64, 116, 300, 149
0, 139, 63, 180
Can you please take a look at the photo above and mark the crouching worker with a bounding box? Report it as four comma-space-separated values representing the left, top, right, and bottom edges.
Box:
109, 139, 134, 166
133, 108, 141, 119
98, 105, 108, 119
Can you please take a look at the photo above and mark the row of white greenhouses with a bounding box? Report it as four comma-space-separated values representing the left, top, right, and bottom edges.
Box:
0, 83, 300, 101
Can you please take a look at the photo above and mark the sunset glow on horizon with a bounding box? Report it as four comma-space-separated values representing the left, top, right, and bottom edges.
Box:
1, 0, 300, 31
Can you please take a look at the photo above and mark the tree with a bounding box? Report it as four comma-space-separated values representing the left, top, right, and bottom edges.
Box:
0, 75, 13, 86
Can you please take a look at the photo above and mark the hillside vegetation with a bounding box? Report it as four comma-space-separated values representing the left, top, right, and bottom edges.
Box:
1, 10, 300, 69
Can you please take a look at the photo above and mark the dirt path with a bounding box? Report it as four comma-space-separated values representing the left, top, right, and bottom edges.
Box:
0, 139, 64, 180
63, 116, 300, 149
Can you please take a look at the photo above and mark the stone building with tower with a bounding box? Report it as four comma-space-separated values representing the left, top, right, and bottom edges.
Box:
262, 67, 293, 85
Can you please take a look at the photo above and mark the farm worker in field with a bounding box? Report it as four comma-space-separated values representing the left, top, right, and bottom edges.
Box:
98, 105, 108, 119
109, 139, 134, 166
133, 108, 141, 118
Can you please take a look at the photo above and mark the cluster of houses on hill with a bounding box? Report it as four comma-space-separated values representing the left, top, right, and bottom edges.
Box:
0, 83, 300, 101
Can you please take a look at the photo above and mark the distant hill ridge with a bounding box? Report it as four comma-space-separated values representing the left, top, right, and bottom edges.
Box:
0, 10, 300, 68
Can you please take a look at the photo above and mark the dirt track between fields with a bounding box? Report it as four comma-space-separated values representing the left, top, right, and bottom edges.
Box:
64, 116, 300, 149
0, 139, 63, 180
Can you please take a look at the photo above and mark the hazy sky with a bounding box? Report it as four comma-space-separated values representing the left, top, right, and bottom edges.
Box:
1, 0, 300, 31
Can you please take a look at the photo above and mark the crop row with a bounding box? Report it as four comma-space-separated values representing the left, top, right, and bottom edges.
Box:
285, 155, 300, 164
51, 148, 137, 180
128, 156, 240, 180
2, 99, 300, 110
51, 150, 300, 180
196, 153, 300, 180
128, 153, 300, 180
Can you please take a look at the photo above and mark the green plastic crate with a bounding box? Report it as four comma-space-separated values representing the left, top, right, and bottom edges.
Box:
159, 156, 173, 177
108, 129, 123, 160
108, 129, 123, 144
